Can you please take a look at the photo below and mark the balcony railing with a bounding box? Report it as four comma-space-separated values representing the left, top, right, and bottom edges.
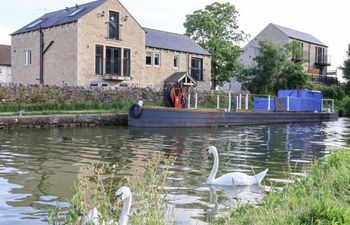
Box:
96, 57, 131, 80
310, 74, 338, 85
315, 54, 331, 66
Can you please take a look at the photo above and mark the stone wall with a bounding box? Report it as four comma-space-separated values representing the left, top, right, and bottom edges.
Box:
0, 84, 163, 104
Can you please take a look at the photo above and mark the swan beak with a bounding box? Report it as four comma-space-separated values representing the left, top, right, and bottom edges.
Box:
203, 151, 209, 158
111, 195, 122, 212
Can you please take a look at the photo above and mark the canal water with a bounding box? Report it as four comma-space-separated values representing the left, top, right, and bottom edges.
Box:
0, 118, 349, 225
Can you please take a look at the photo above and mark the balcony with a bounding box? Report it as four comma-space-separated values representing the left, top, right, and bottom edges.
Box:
314, 54, 331, 66
310, 74, 338, 85
96, 57, 131, 81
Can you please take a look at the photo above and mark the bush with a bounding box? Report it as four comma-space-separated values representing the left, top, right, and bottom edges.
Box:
338, 96, 350, 117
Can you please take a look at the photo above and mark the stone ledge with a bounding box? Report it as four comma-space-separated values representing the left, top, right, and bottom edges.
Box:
0, 113, 128, 129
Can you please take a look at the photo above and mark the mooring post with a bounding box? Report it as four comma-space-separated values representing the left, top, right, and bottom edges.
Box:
239, 93, 242, 110
228, 93, 232, 111
187, 94, 191, 108
268, 95, 271, 110
245, 94, 249, 110
217, 95, 220, 109
195, 93, 198, 109
287, 96, 290, 111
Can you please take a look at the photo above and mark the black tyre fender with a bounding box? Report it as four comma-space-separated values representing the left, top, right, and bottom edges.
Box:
129, 104, 143, 119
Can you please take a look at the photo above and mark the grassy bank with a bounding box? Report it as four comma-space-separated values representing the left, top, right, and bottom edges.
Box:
215, 148, 350, 225
0, 100, 163, 116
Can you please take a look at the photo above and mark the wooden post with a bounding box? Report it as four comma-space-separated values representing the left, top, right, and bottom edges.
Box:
268, 95, 271, 110
195, 93, 198, 109
287, 96, 290, 111
236, 95, 239, 110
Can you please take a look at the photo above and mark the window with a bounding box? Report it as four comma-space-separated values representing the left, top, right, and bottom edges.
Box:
146, 52, 152, 65
24, 50, 32, 66
191, 58, 203, 81
26, 19, 44, 29
154, 53, 161, 66
95, 45, 103, 75
68, 7, 86, 17
173, 55, 179, 69
123, 49, 131, 76
106, 47, 121, 75
109, 11, 120, 39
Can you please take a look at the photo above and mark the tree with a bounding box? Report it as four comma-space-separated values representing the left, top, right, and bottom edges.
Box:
341, 47, 350, 94
237, 40, 310, 94
184, 2, 247, 87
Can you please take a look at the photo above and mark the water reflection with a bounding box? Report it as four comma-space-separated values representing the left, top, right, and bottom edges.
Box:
0, 118, 349, 225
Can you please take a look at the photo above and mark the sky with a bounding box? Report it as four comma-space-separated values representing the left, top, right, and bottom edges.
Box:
0, 0, 348, 80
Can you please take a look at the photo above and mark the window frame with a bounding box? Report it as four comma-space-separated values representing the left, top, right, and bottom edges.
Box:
173, 55, 179, 69
108, 11, 120, 40
146, 52, 152, 66
95, 45, 104, 75
153, 52, 161, 67
24, 50, 32, 66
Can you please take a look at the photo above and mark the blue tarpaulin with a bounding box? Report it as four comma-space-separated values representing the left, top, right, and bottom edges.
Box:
253, 90, 322, 112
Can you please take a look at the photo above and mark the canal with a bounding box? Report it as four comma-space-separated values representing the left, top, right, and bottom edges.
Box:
0, 118, 349, 225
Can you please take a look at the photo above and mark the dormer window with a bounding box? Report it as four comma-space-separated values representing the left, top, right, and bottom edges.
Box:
26, 19, 44, 29
108, 11, 120, 40
68, 7, 86, 17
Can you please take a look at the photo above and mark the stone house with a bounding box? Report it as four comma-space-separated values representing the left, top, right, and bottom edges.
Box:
0, 44, 11, 83
239, 23, 330, 77
11, 0, 211, 90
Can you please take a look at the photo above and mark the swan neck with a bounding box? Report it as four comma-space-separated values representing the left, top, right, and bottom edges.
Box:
207, 150, 219, 183
119, 194, 132, 225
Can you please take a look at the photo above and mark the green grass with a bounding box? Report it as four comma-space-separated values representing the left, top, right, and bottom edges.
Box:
0, 100, 163, 115
214, 148, 350, 225
48, 152, 175, 225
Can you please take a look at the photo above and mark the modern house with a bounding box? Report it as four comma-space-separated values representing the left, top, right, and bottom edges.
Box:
239, 23, 333, 84
11, 0, 211, 90
0, 44, 11, 83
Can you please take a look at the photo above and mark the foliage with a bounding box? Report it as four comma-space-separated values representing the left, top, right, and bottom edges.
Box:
215, 148, 350, 224
184, 2, 247, 86
338, 96, 350, 117
47, 153, 175, 225
237, 40, 310, 94
0, 100, 163, 114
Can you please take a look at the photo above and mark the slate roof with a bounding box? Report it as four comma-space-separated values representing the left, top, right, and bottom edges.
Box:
12, 0, 210, 56
0, 45, 11, 66
144, 28, 210, 56
12, 0, 107, 35
165, 72, 196, 84
272, 23, 327, 47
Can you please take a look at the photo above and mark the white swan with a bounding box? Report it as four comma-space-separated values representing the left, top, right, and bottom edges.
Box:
205, 146, 269, 186
82, 186, 132, 225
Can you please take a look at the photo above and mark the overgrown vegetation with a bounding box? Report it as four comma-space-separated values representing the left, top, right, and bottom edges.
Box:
48, 153, 175, 225
214, 148, 350, 224
0, 100, 163, 115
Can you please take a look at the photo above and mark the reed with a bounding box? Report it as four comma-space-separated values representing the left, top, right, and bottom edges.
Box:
48, 152, 175, 225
